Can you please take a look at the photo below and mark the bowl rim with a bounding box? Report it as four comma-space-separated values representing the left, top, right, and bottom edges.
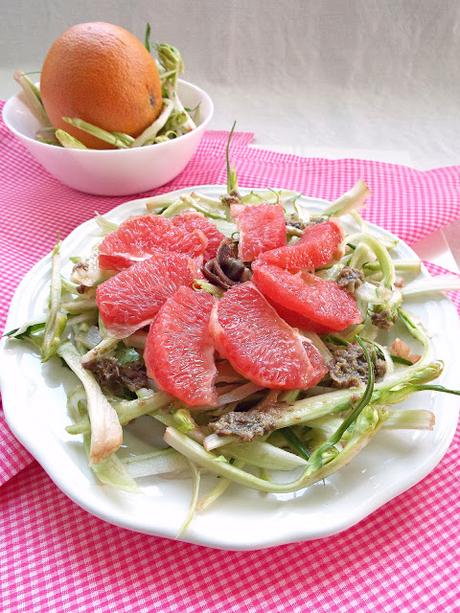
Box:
2, 78, 214, 154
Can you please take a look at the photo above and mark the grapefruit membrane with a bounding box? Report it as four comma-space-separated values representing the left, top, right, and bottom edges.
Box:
96, 249, 199, 337
231, 203, 286, 262
144, 287, 217, 407
98, 214, 207, 271
259, 220, 343, 271
252, 261, 362, 333
209, 281, 319, 389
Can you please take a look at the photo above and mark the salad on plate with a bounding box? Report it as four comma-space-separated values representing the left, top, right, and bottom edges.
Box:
6, 130, 460, 532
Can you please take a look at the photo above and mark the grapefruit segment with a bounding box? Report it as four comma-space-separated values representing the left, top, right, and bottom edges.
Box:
98, 214, 207, 271
259, 220, 343, 271
231, 204, 286, 262
96, 250, 199, 337
172, 211, 225, 261
267, 299, 332, 335
144, 287, 217, 407
252, 261, 362, 333
302, 340, 329, 385
209, 282, 317, 389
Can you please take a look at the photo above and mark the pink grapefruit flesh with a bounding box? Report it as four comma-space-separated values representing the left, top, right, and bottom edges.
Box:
96, 250, 199, 337
302, 340, 329, 385
268, 299, 332, 335
98, 214, 207, 271
172, 211, 225, 262
231, 204, 286, 262
252, 261, 362, 333
259, 220, 343, 271
144, 287, 217, 407
209, 281, 318, 389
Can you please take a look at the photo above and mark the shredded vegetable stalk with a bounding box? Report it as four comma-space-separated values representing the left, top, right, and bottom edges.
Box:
198, 459, 246, 512
95, 215, 119, 235
84, 435, 138, 492
55, 129, 87, 149
156, 43, 196, 134
401, 276, 460, 298
223, 440, 308, 470
42, 243, 67, 361
178, 460, 201, 536
67, 390, 171, 435
364, 259, 421, 275
81, 337, 119, 364
164, 408, 385, 494
58, 342, 122, 463
63, 117, 131, 148
4, 321, 46, 350
348, 233, 396, 289
308, 336, 375, 470
14, 70, 50, 125
323, 180, 370, 217
122, 448, 188, 478
226, 121, 238, 195
132, 99, 174, 147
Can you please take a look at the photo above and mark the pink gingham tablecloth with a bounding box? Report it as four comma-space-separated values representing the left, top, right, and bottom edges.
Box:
1, 101, 459, 612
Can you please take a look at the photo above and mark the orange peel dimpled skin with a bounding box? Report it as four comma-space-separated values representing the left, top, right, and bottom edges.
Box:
40, 22, 163, 149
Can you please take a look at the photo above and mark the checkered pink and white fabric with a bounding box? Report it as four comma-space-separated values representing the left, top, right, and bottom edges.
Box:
0, 100, 459, 612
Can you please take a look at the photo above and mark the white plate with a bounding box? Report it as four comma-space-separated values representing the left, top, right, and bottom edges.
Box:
1, 185, 459, 550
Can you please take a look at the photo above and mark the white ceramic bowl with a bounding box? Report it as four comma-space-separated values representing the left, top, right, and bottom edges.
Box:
2, 80, 214, 196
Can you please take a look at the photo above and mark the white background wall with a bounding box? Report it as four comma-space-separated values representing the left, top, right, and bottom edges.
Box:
1, 0, 459, 168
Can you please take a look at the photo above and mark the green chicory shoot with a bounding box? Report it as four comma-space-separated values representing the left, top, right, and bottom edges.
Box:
55, 129, 87, 149
42, 242, 67, 361
14, 70, 50, 125
178, 460, 201, 536
323, 180, 370, 217
63, 117, 131, 148
226, 121, 239, 195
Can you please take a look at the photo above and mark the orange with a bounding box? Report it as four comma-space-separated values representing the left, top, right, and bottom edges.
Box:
40, 22, 163, 149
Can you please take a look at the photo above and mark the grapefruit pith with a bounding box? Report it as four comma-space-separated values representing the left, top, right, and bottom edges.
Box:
96, 250, 199, 337
209, 282, 317, 389
259, 220, 343, 271
231, 204, 286, 262
252, 261, 362, 333
98, 215, 207, 271
144, 287, 217, 407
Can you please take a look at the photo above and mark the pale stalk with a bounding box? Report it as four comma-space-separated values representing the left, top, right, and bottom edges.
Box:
164, 405, 386, 494
223, 440, 308, 470
61, 299, 97, 314
55, 129, 87, 149
58, 342, 122, 464
67, 390, 171, 435
14, 70, 50, 125
198, 459, 246, 511
323, 180, 370, 217
42, 243, 67, 361
63, 117, 130, 148
132, 99, 174, 146
401, 276, 460, 298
